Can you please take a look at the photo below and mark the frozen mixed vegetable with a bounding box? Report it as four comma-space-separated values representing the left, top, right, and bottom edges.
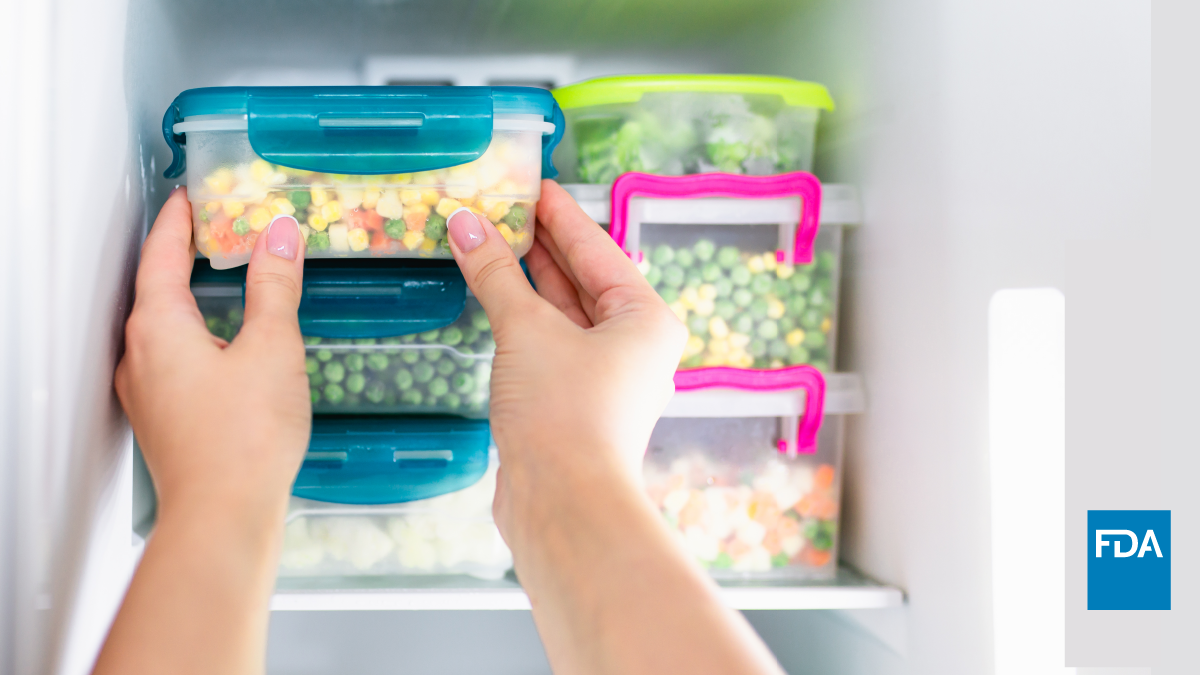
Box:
639, 240, 838, 371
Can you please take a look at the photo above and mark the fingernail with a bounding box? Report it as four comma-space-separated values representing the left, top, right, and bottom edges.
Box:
266, 215, 299, 261
447, 207, 486, 253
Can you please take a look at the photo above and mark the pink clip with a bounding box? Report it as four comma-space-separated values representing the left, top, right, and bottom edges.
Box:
673, 366, 827, 454
609, 172, 824, 265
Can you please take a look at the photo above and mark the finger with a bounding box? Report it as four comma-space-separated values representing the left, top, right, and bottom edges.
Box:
533, 224, 598, 322
446, 208, 541, 333
524, 237, 592, 329
535, 180, 656, 321
134, 187, 201, 318
237, 214, 305, 347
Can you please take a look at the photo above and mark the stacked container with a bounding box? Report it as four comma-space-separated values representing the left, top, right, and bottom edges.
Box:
555, 75, 854, 579
176, 85, 564, 578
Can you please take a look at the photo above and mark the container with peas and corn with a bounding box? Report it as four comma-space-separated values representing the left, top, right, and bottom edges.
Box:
164, 86, 563, 269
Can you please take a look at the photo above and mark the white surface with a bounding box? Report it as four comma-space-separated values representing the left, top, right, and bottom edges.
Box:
562, 183, 861, 227
362, 55, 576, 88
989, 289, 1071, 675
662, 372, 865, 417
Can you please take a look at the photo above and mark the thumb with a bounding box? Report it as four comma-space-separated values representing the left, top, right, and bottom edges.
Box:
239, 214, 306, 345
446, 207, 540, 331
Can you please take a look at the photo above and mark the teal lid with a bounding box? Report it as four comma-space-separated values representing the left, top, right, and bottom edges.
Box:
295, 416, 492, 504
163, 86, 564, 179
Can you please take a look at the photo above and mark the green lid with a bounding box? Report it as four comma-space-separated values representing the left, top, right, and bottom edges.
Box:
553, 75, 834, 111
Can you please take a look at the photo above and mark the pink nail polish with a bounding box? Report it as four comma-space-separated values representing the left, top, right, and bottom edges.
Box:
266, 215, 299, 261
447, 207, 486, 253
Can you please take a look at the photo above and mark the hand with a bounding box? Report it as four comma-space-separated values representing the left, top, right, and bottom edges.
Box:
97, 187, 309, 675
446, 181, 783, 675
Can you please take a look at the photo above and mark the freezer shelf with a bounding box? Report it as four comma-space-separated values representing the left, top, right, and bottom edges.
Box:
270, 565, 902, 611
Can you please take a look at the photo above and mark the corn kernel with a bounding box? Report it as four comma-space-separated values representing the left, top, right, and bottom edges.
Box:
392, 173, 413, 184
769, 358, 785, 369
223, 201, 246, 218
374, 191, 404, 220
399, 189, 423, 205
669, 302, 688, 323
401, 229, 425, 251
446, 184, 477, 200
766, 298, 785, 319
747, 256, 766, 274
694, 298, 715, 317
709, 338, 730, 356
420, 189, 441, 206
204, 201, 221, 214
270, 198, 296, 216
420, 236, 439, 253
347, 228, 370, 252
320, 201, 342, 223
785, 329, 806, 347
776, 264, 795, 279
203, 168, 234, 195
729, 333, 751, 350
763, 252, 777, 271
709, 317, 730, 339
679, 286, 699, 310
697, 284, 718, 301
514, 231, 528, 245
435, 198, 463, 218
361, 188, 381, 210
821, 317, 832, 333
497, 223, 516, 245
248, 207, 272, 232
310, 187, 329, 206
702, 354, 725, 367
249, 159, 274, 183
684, 335, 705, 357
736, 352, 755, 368
308, 214, 328, 232
457, 196, 476, 207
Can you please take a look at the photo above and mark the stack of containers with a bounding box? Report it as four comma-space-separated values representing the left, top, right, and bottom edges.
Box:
553, 76, 851, 578
172, 86, 564, 579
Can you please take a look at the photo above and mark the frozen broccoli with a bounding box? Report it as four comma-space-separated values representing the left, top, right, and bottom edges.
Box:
307, 231, 330, 251
502, 205, 529, 230
384, 219, 406, 240
425, 212, 447, 240
288, 190, 311, 209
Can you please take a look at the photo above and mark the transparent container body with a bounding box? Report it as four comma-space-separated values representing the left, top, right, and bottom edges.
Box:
193, 290, 494, 418
186, 128, 542, 269
558, 92, 820, 184
639, 224, 841, 372
644, 416, 844, 580
279, 461, 511, 579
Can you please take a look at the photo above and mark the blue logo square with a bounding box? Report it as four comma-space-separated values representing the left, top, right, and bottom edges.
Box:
1088, 510, 1170, 610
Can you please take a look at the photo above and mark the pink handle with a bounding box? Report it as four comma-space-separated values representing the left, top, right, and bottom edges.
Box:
609, 172, 824, 264
673, 366, 827, 454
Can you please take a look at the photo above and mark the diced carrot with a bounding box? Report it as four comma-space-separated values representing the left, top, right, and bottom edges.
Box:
725, 538, 750, 559
814, 464, 835, 490
762, 528, 782, 556
750, 491, 781, 527
813, 497, 839, 520
677, 491, 706, 529
796, 494, 816, 518
775, 515, 801, 539
208, 216, 237, 254
804, 548, 832, 567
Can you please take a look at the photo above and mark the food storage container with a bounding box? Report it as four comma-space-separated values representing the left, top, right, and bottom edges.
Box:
192, 261, 495, 418
164, 86, 564, 269
552, 75, 833, 184
280, 458, 511, 579
609, 172, 840, 373
649, 368, 854, 579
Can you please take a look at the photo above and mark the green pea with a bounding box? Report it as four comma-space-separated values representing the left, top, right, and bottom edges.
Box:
817, 250, 837, 273
452, 372, 475, 394
232, 218, 250, 236
316, 349, 333, 362
428, 377, 450, 397
753, 357, 770, 369
323, 361, 345, 383
791, 272, 813, 293
344, 353, 364, 372
788, 345, 811, 365
303, 336, 323, 346
471, 311, 491, 332
675, 248, 695, 268
394, 368, 414, 390
661, 265, 685, 289
440, 326, 463, 346
773, 278, 793, 297
659, 287, 680, 305
713, 552, 734, 569
366, 353, 389, 372
401, 350, 421, 365
329, 339, 352, 346
385, 219, 406, 240
732, 288, 754, 307
422, 348, 442, 362
778, 316, 795, 333
789, 295, 809, 315
809, 287, 829, 310
365, 380, 386, 404
701, 262, 722, 282
810, 359, 828, 372
730, 266, 751, 286
307, 231, 330, 251
812, 528, 833, 551
750, 274, 773, 295
644, 266, 662, 287
441, 392, 461, 410
474, 337, 496, 354
419, 329, 440, 343
732, 314, 754, 334
714, 300, 737, 321
714, 277, 733, 298
758, 320, 779, 340
716, 246, 740, 269
502, 205, 529, 229
308, 372, 325, 388
652, 245, 675, 266
436, 359, 456, 376
345, 372, 366, 394
748, 339, 767, 357
687, 315, 709, 337
803, 330, 827, 349
460, 326, 480, 346
452, 353, 474, 368
413, 361, 435, 383
227, 307, 243, 325
288, 190, 311, 209
424, 212, 447, 240
400, 389, 424, 406
693, 239, 716, 262
768, 338, 789, 359
323, 383, 345, 404
400, 334, 418, 344
305, 357, 320, 375
310, 388, 320, 404
800, 308, 824, 330
749, 298, 769, 319
684, 271, 703, 288
354, 338, 377, 346
771, 552, 790, 568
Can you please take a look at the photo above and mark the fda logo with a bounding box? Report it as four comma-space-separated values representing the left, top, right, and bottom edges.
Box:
1088, 510, 1170, 610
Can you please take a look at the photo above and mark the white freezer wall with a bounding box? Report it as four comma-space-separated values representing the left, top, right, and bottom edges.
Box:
0, 1, 1150, 674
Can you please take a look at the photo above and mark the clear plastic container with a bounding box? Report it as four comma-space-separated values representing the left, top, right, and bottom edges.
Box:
644, 415, 844, 579
164, 87, 563, 269
553, 75, 834, 184
279, 461, 511, 579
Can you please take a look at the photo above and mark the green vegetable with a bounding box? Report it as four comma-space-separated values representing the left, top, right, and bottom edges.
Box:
419, 329, 440, 343
425, 212, 447, 240
768, 338, 789, 359
714, 300, 737, 321
771, 552, 790, 568
773, 278, 793, 297
441, 393, 461, 410
440, 326, 463, 346
345, 372, 366, 394
322, 361, 345, 383
344, 353, 364, 372
652, 245, 675, 266
232, 218, 250, 236
503, 205, 529, 230
714, 277, 733, 298
675, 248, 695, 268
460, 326, 480, 346
288, 191, 311, 209
364, 380, 386, 403
788, 295, 809, 315
716, 246, 740, 269
323, 383, 345, 404
310, 389, 320, 404
701, 262, 722, 283
803, 330, 827, 349
366, 353, 389, 372
421, 348, 442, 362
730, 266, 751, 286
788, 345, 810, 365
757, 320, 779, 340
436, 358, 456, 376
307, 231, 330, 251
303, 336, 323, 346
384, 219, 406, 240
401, 350, 421, 365
428, 377, 450, 397
790, 273, 812, 292
750, 274, 773, 295
394, 368, 414, 390
412, 361, 435, 383
810, 359, 828, 372
693, 239, 716, 262
308, 372, 325, 388
713, 552, 734, 569
800, 308, 824, 330
471, 311, 490, 332
688, 315, 709, 337
732, 314, 754, 334
684, 271, 703, 288
749, 298, 769, 320
400, 389, 423, 406
748, 339, 767, 358
661, 265, 685, 289
817, 250, 837, 273
305, 357, 319, 375
644, 266, 662, 287
659, 287, 680, 305
452, 372, 475, 394
732, 288, 753, 308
